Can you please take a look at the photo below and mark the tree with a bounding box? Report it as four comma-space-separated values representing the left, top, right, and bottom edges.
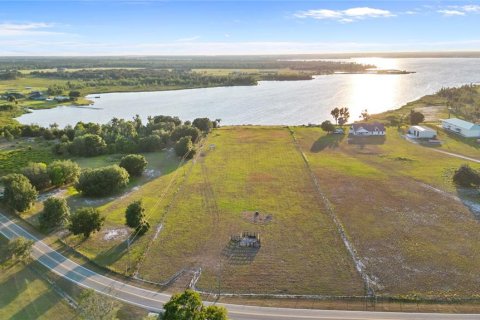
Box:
162, 289, 227, 320
360, 109, 370, 121
4, 129, 14, 141
174, 136, 195, 159
453, 164, 480, 187
171, 125, 200, 142
338, 107, 350, 125
320, 120, 335, 133
1, 174, 38, 212
22, 162, 51, 191
330, 107, 340, 125
39, 197, 70, 230
192, 118, 213, 133
70, 134, 107, 157
47, 160, 81, 187
409, 110, 425, 125
69, 207, 105, 238
76, 165, 129, 197
77, 289, 119, 320
69, 90, 81, 101
7, 237, 34, 262
119, 154, 147, 177
138, 134, 165, 152
125, 200, 150, 236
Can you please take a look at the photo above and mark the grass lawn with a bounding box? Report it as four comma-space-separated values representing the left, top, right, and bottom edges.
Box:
293, 126, 480, 298
0, 237, 75, 320
137, 127, 364, 295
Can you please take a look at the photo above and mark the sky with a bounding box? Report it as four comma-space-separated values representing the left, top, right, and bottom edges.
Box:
1, 0, 480, 55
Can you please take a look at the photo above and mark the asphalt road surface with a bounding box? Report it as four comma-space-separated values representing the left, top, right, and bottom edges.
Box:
1, 212, 478, 320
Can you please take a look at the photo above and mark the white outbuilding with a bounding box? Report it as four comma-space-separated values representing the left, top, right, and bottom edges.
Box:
441, 118, 480, 138
408, 125, 437, 139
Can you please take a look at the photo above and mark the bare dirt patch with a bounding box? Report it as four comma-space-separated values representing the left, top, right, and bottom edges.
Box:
242, 211, 273, 225
103, 228, 129, 241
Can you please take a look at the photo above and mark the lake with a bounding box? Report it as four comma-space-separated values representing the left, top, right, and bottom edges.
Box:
16, 58, 480, 127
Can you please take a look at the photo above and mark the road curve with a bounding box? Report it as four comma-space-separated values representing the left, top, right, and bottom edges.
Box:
0, 212, 478, 320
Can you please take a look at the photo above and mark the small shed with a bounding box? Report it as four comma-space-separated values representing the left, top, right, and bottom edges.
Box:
408, 125, 437, 139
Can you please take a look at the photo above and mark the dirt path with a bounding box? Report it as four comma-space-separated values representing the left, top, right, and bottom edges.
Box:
430, 149, 480, 163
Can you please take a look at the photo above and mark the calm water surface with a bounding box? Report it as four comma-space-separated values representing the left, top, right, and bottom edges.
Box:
16, 58, 480, 126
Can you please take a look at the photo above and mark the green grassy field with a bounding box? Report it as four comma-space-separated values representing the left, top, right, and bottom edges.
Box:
137, 127, 364, 295
293, 126, 480, 298
0, 237, 75, 320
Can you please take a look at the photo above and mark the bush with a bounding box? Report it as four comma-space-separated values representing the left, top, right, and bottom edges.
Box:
22, 162, 51, 191
171, 125, 200, 142
453, 164, 480, 187
320, 120, 335, 133
119, 154, 147, 177
70, 134, 107, 157
7, 237, 34, 262
76, 165, 129, 197
39, 197, 70, 230
69, 207, 104, 238
138, 134, 165, 152
192, 118, 213, 133
47, 160, 80, 187
163, 289, 227, 320
125, 200, 150, 235
409, 110, 425, 125
1, 174, 38, 212
174, 136, 195, 159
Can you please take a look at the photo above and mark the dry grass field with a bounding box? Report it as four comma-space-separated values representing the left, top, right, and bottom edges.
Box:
293, 126, 480, 298
137, 127, 364, 295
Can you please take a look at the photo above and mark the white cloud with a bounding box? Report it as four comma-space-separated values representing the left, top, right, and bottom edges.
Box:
0, 22, 63, 37
295, 7, 394, 23
438, 9, 466, 16
460, 5, 480, 13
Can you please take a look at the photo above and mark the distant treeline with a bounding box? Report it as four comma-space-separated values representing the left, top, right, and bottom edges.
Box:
0, 56, 373, 73
30, 69, 257, 88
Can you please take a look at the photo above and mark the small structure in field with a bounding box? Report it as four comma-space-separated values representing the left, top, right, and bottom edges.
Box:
242, 210, 273, 225
408, 125, 437, 139
350, 122, 386, 136
231, 232, 261, 248
441, 118, 480, 138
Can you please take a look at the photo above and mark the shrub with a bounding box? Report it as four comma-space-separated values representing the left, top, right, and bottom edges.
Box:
453, 164, 480, 187
125, 200, 150, 235
76, 165, 129, 197
174, 136, 195, 159
70, 134, 107, 157
171, 125, 200, 142
69, 207, 104, 238
192, 117, 213, 133
1, 173, 38, 212
409, 110, 425, 125
320, 120, 335, 133
7, 237, 34, 262
22, 162, 51, 191
47, 160, 80, 187
119, 154, 147, 177
39, 197, 70, 230
138, 134, 165, 152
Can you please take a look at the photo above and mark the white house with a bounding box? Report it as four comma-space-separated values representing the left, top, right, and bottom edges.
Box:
350, 122, 386, 136
408, 125, 437, 139
441, 118, 480, 138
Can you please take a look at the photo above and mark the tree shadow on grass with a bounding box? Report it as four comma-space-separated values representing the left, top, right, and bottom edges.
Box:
221, 241, 259, 265
310, 134, 345, 153
0, 262, 32, 309
455, 187, 480, 221
347, 135, 386, 145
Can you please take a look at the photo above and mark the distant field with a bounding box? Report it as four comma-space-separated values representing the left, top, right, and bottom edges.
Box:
293, 126, 480, 298
0, 237, 75, 320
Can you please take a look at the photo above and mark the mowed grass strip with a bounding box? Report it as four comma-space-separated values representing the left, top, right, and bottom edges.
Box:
138, 127, 364, 295
0, 237, 75, 320
294, 126, 480, 298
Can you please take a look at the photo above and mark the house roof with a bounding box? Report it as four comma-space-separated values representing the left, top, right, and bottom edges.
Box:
351, 122, 385, 132
442, 118, 480, 130
410, 125, 436, 133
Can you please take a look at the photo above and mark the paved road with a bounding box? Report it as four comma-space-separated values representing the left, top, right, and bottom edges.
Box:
0, 212, 478, 320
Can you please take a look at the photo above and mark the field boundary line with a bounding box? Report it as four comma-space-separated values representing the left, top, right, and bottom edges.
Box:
287, 127, 375, 297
